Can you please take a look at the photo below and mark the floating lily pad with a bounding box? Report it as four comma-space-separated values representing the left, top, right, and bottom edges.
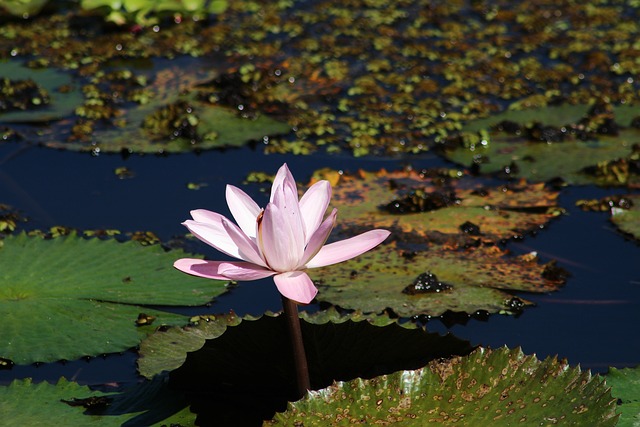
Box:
0, 232, 228, 364
322, 168, 560, 246
37, 60, 291, 153
442, 104, 639, 185
606, 366, 640, 427
611, 195, 640, 241
268, 346, 618, 426
138, 312, 242, 379
0, 375, 196, 426
139, 308, 472, 380
0, 0, 48, 16
0, 61, 83, 123
140, 310, 473, 424
314, 243, 565, 317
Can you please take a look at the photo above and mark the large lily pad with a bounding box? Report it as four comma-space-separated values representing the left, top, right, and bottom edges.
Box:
139, 309, 472, 380
442, 104, 639, 185
138, 311, 243, 379
79, 94, 291, 153
0, 232, 228, 364
0, 57, 291, 154
606, 366, 640, 427
138, 308, 428, 379
321, 168, 560, 246
0, 375, 196, 426
268, 346, 618, 426
314, 243, 565, 317
140, 310, 473, 425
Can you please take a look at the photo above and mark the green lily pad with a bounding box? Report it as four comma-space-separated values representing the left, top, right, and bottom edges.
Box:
139, 308, 472, 380
138, 311, 243, 379
606, 366, 640, 427
611, 195, 640, 241
71, 96, 292, 154
268, 347, 618, 426
0, 0, 48, 16
0, 375, 196, 426
140, 310, 473, 424
0, 60, 83, 123
38, 60, 291, 154
0, 232, 228, 364
441, 104, 638, 185
321, 168, 560, 246
314, 243, 566, 317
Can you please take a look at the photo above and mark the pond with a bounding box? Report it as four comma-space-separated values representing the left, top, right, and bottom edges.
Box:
0, 1, 639, 426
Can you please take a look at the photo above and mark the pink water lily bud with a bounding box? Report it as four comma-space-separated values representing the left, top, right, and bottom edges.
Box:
174, 163, 390, 304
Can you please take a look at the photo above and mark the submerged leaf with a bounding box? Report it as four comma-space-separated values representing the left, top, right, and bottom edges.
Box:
0, 233, 228, 364
269, 347, 618, 426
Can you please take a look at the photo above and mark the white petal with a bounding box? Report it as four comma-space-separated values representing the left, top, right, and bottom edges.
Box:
226, 185, 261, 239
273, 271, 318, 304
299, 180, 331, 243
305, 229, 391, 268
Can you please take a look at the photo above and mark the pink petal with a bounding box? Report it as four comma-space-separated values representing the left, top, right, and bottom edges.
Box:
260, 202, 304, 271
273, 271, 318, 304
298, 208, 337, 268
183, 217, 243, 260
173, 258, 231, 280
216, 262, 276, 281
190, 209, 226, 225
221, 219, 268, 267
299, 180, 331, 243
305, 229, 391, 268
226, 185, 261, 239
174, 259, 275, 281
270, 163, 296, 204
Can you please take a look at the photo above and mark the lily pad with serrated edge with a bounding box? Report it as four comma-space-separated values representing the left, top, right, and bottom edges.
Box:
605, 366, 640, 427
0, 60, 83, 123
611, 195, 640, 241
267, 346, 618, 426
442, 104, 638, 185
0, 375, 196, 426
139, 309, 473, 425
0, 232, 228, 364
313, 243, 565, 317
138, 308, 472, 379
320, 168, 560, 246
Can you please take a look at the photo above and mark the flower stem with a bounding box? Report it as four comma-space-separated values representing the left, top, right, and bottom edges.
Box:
281, 296, 311, 398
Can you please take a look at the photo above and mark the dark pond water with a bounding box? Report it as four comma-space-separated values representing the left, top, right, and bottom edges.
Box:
0, 141, 638, 390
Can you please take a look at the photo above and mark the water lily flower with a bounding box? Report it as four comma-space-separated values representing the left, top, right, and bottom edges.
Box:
174, 163, 390, 304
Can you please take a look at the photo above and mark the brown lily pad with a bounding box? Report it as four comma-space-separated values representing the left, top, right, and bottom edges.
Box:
319, 168, 561, 246
313, 243, 566, 317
